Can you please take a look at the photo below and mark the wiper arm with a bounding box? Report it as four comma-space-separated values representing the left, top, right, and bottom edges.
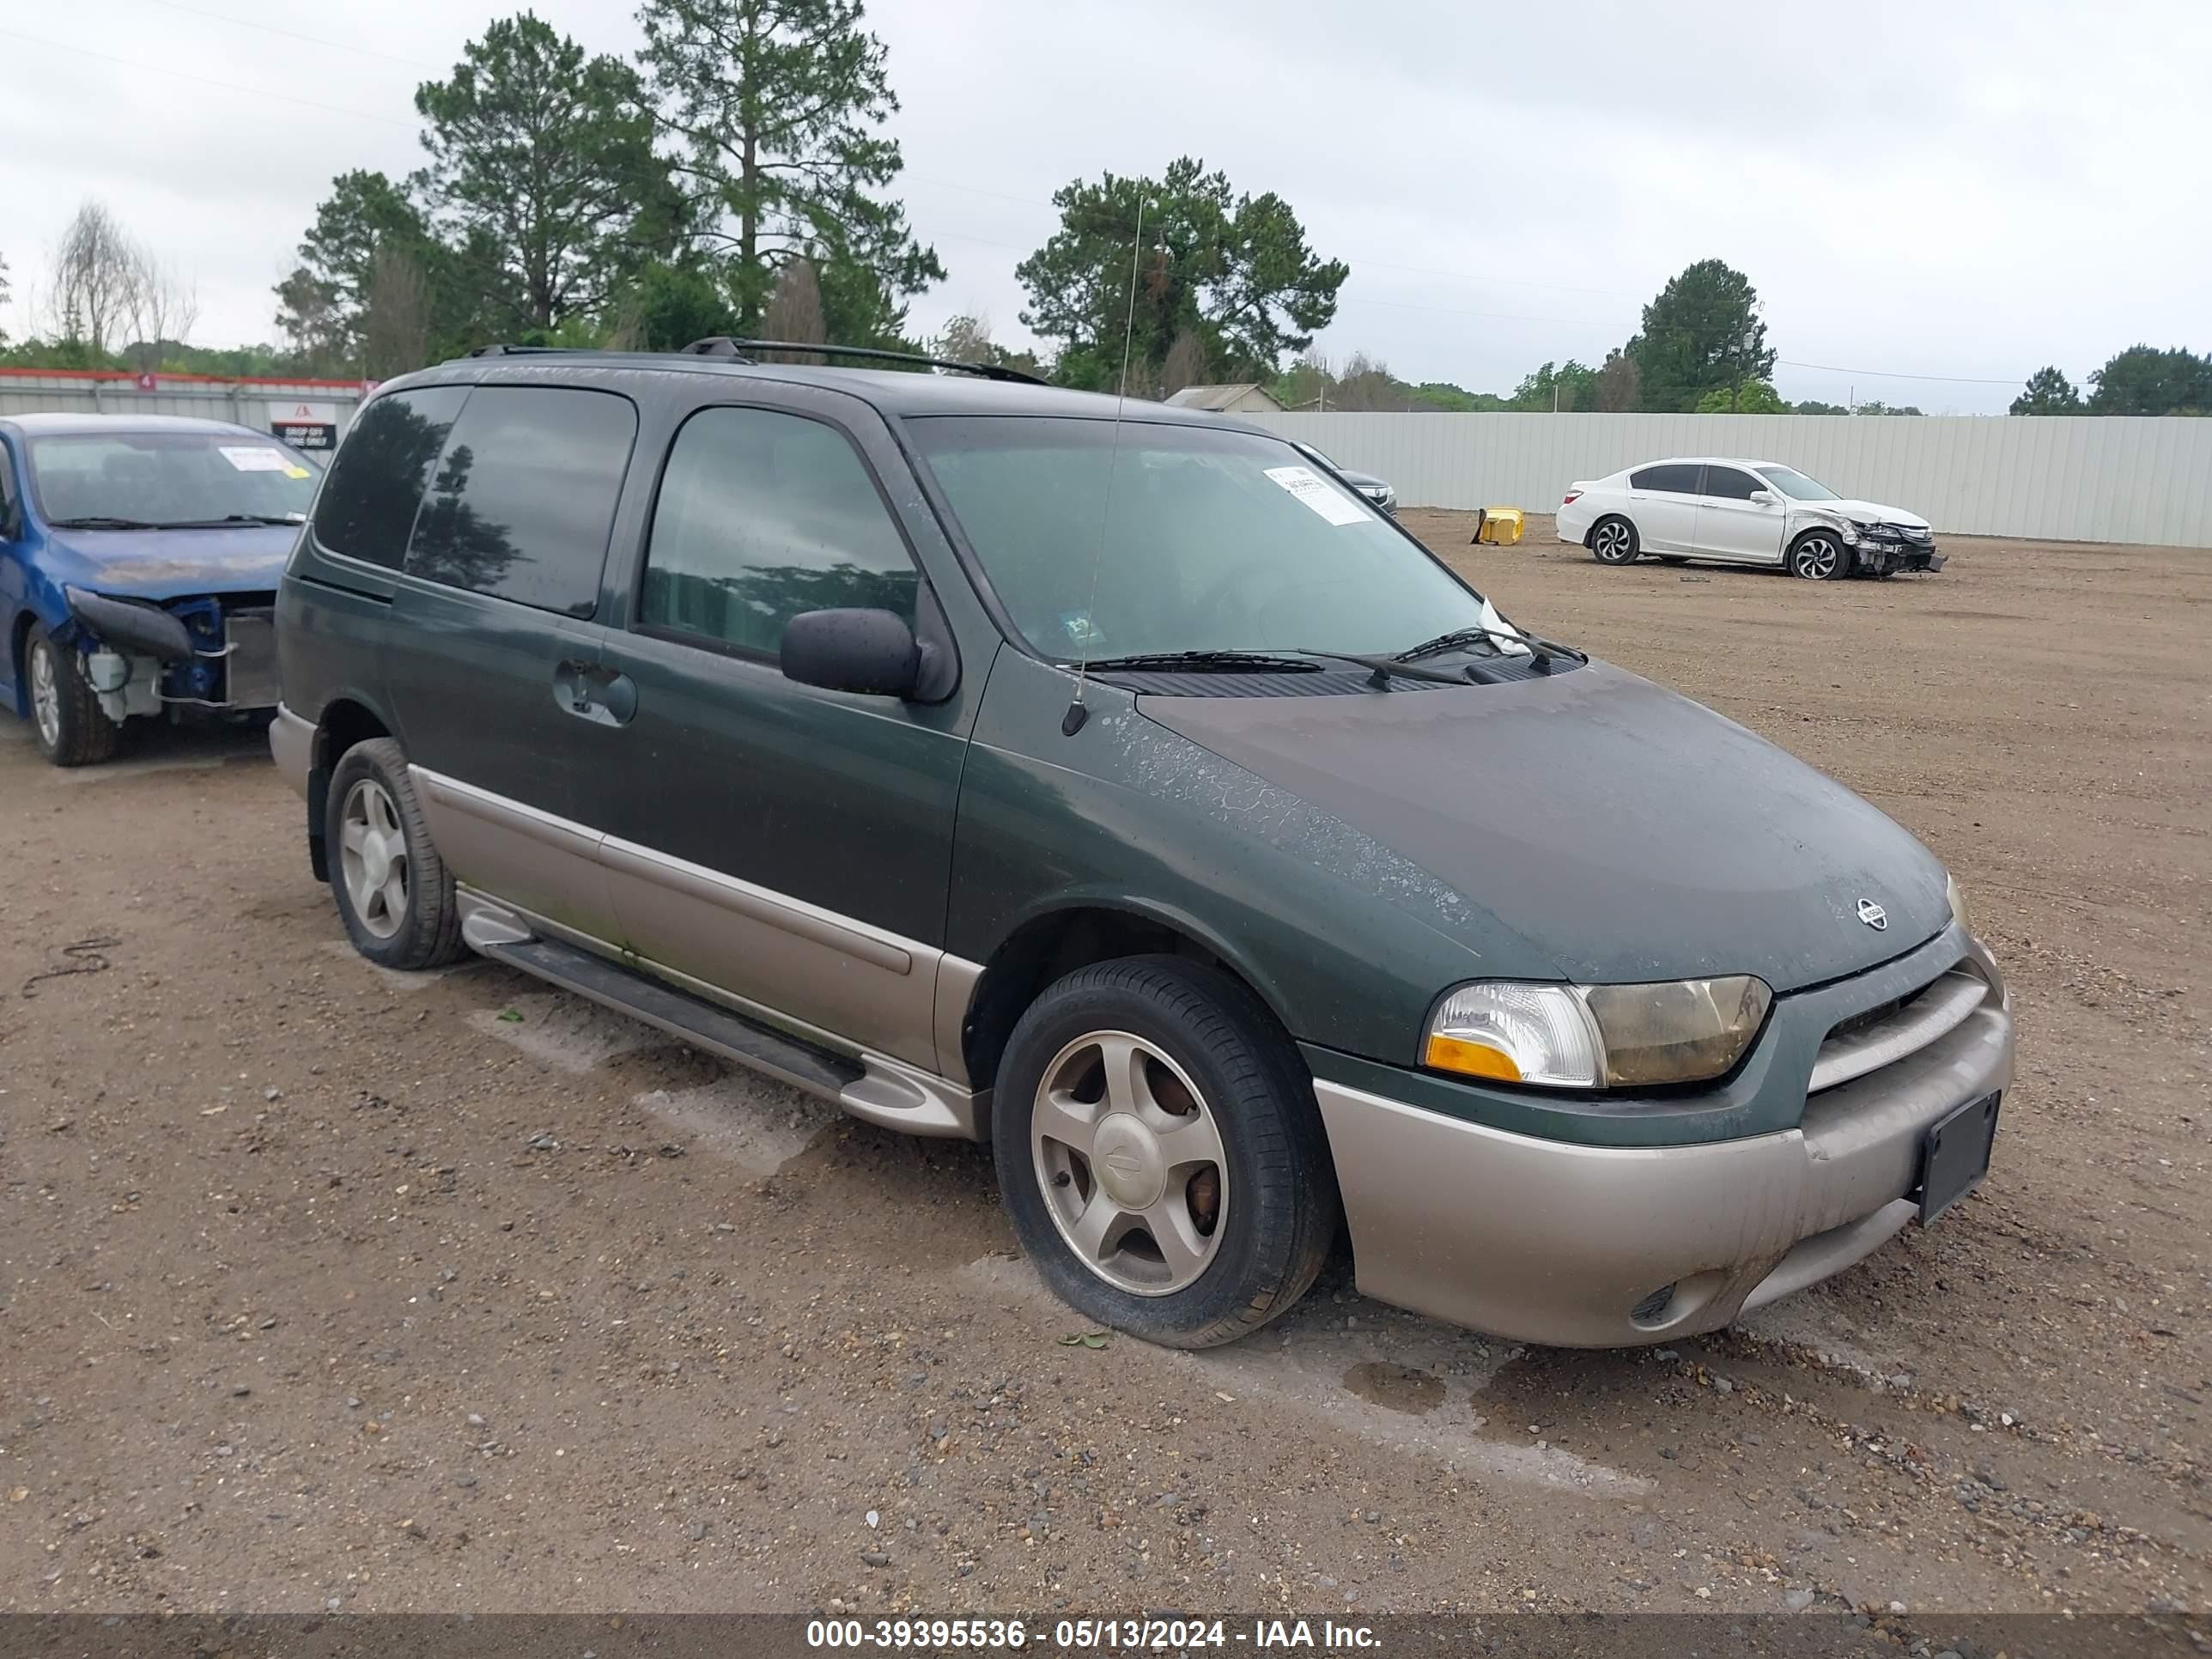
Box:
160, 514, 307, 528
46, 515, 162, 531
1395, 623, 1587, 670
1294, 649, 1478, 689
1074, 650, 1323, 673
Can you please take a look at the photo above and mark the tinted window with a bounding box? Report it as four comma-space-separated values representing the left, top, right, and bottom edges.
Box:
404, 386, 636, 617
28, 431, 319, 526
0, 447, 17, 534
1701, 466, 1760, 501
639, 407, 917, 656
1630, 464, 1705, 494
312, 387, 468, 568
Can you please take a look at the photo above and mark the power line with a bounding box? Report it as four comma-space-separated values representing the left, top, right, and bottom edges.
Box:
1776, 357, 2022, 386
0, 26, 416, 126
119, 0, 438, 71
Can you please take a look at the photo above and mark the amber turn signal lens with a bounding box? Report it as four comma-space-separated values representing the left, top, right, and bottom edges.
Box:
1423, 1032, 1524, 1081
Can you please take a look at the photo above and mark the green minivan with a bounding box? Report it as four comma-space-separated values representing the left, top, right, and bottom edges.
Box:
272, 343, 2013, 1350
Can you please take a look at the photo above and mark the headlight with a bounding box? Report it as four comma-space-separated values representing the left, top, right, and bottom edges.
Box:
1947, 873, 1971, 933
1425, 976, 1773, 1091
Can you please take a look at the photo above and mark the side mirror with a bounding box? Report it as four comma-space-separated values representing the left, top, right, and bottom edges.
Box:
1748, 489, 1779, 506
781, 607, 921, 699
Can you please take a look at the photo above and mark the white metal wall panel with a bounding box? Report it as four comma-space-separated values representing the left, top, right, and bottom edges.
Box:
0, 378, 363, 439
1251, 411, 2212, 547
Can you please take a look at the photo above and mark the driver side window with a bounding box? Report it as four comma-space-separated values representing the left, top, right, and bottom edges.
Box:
638, 406, 920, 659
0, 447, 18, 540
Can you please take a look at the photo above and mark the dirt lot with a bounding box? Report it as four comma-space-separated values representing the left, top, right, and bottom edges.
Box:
1, 515, 2206, 1630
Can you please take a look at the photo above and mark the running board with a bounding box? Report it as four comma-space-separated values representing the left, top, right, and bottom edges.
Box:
485, 935, 865, 1097
468, 911, 988, 1141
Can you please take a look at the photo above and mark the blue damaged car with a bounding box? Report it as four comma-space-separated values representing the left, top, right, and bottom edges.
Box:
0, 413, 322, 765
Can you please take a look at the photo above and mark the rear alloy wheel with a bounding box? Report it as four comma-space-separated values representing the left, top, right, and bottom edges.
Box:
1789, 532, 1850, 580
25, 624, 120, 768
325, 737, 466, 970
1589, 517, 1639, 565
993, 957, 1339, 1349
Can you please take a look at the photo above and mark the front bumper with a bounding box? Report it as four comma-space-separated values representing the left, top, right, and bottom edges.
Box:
1313, 937, 2014, 1347
1852, 537, 1943, 574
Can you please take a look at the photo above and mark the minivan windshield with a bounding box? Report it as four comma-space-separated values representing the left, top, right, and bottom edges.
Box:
1753, 465, 1840, 502
27, 431, 319, 528
909, 416, 1492, 661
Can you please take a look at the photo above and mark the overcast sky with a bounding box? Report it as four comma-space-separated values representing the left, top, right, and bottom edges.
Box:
1, 0, 2204, 412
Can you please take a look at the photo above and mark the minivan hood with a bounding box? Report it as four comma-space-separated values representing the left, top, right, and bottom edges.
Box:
38, 525, 298, 599
1141, 660, 1949, 993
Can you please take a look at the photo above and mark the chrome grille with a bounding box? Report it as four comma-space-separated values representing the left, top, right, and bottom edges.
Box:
1810, 964, 1990, 1095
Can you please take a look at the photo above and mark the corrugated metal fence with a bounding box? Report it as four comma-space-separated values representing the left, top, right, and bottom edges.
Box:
0, 371, 366, 441
1249, 411, 2212, 548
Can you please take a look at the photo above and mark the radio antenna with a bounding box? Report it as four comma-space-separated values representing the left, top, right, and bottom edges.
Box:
1061, 194, 1146, 738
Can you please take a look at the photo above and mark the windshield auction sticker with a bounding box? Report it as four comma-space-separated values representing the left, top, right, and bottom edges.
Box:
1264, 465, 1368, 526
220, 446, 299, 473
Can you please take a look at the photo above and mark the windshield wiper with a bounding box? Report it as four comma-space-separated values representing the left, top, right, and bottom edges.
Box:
46, 515, 162, 531
1074, 650, 1323, 674
1395, 624, 1588, 670
161, 514, 307, 528
1294, 649, 1478, 689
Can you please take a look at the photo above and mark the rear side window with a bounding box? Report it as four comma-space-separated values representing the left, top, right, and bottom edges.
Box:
311, 386, 469, 568
404, 386, 637, 618
1701, 466, 1760, 500
1630, 464, 1705, 493
638, 406, 917, 656
0, 445, 18, 533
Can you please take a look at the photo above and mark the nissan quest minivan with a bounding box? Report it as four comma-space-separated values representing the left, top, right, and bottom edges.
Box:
272, 340, 2014, 1350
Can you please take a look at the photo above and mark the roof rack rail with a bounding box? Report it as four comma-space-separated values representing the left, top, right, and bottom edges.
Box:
687, 337, 1047, 386
465, 343, 586, 358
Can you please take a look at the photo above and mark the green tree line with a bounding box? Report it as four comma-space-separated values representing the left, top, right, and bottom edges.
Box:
0, 6, 2200, 417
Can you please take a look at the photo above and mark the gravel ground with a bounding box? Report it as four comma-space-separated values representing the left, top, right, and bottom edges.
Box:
0, 516, 2204, 1632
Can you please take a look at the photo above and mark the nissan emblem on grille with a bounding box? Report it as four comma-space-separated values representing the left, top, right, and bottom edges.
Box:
1857, 898, 1889, 930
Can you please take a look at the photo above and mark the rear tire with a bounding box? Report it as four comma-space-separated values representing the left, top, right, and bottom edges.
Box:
325, 737, 466, 970
26, 624, 120, 768
1789, 531, 1850, 580
1589, 517, 1639, 565
992, 956, 1339, 1349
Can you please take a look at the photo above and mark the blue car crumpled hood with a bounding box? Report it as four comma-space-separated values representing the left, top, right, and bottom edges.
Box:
1140, 659, 1953, 994
40, 524, 300, 600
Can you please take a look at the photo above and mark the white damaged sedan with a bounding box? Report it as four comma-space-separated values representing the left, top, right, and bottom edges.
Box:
1554, 458, 1944, 580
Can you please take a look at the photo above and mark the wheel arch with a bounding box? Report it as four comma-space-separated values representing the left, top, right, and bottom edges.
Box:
301, 692, 398, 883
958, 900, 1299, 1095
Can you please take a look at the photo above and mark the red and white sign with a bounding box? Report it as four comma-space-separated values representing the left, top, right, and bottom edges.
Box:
136, 372, 157, 391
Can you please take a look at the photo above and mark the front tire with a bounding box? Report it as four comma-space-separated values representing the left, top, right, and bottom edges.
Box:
993, 957, 1339, 1349
1789, 531, 1850, 580
1589, 517, 1639, 565
325, 737, 466, 969
26, 624, 120, 768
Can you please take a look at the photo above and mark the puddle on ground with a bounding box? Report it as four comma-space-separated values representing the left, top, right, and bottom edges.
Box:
1341, 1360, 1445, 1415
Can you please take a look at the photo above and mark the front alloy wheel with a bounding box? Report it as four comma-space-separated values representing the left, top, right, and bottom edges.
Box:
1790, 532, 1849, 580
24, 623, 120, 767
1031, 1030, 1229, 1296
993, 957, 1339, 1348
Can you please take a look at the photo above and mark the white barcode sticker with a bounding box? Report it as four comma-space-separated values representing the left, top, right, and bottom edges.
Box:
1264, 465, 1368, 526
